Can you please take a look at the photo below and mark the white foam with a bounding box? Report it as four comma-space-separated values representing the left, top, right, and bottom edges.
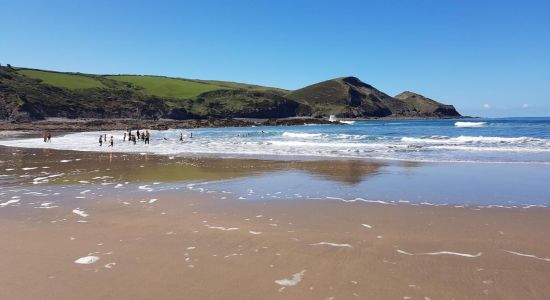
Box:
0, 199, 20, 207
22, 167, 38, 170
361, 224, 372, 229
148, 198, 158, 204
503, 250, 550, 262
397, 249, 482, 258
249, 231, 262, 235
455, 121, 487, 127
207, 226, 239, 231
311, 242, 352, 248
72, 208, 89, 218
74, 256, 100, 264
274, 270, 306, 287
282, 132, 323, 138
104, 262, 116, 269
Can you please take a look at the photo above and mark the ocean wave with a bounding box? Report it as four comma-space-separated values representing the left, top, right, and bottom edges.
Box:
1, 128, 550, 164
401, 135, 547, 145
282, 132, 323, 138
455, 121, 487, 127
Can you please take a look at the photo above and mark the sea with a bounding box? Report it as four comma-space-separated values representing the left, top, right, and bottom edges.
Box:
2, 117, 550, 164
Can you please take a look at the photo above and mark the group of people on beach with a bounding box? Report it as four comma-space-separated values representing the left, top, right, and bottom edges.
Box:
97, 129, 195, 147
99, 129, 151, 147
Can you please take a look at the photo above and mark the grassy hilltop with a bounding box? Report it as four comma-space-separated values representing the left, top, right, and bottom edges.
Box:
0, 66, 460, 121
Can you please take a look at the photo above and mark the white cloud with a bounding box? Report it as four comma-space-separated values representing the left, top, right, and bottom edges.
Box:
483, 104, 491, 109
522, 103, 529, 108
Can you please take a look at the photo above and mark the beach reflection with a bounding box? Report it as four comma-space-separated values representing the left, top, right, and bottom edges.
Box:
0, 146, 393, 186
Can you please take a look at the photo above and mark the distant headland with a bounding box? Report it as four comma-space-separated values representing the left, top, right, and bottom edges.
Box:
0, 65, 461, 125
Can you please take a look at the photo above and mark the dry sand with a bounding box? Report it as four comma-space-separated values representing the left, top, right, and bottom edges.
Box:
1, 189, 549, 300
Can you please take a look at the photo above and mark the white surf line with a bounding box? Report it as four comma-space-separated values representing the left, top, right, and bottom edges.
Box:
0, 199, 20, 207
275, 270, 306, 287
72, 208, 89, 218
503, 250, 550, 262
33, 173, 64, 184
397, 249, 482, 258
310, 242, 352, 248
249, 231, 262, 235
206, 226, 239, 231
74, 256, 100, 264
361, 224, 372, 229
148, 198, 158, 204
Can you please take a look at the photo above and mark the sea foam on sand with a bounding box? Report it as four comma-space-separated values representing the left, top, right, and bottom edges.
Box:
74, 256, 100, 264
275, 270, 306, 286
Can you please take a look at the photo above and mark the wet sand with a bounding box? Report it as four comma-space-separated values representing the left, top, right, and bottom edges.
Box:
1, 147, 550, 299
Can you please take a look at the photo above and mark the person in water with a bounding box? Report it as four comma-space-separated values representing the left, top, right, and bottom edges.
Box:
43, 131, 48, 142
123, 132, 126, 142
180, 132, 183, 141
99, 135, 103, 147
108, 136, 114, 147
145, 130, 150, 144
104, 134, 107, 142
47, 132, 51, 142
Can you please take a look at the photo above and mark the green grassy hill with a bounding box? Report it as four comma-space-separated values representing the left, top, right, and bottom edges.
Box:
0, 66, 460, 121
17, 69, 108, 90
106, 75, 227, 99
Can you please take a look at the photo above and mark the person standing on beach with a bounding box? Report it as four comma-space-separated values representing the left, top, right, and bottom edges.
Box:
145, 130, 150, 144
137, 130, 140, 140
108, 136, 114, 147
99, 135, 103, 147
104, 134, 107, 142
43, 131, 48, 142
47, 132, 51, 142
123, 132, 127, 142
180, 132, 183, 141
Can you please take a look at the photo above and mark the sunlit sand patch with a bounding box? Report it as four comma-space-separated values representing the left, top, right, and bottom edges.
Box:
503, 250, 550, 262
74, 256, 100, 264
275, 270, 306, 288
397, 250, 482, 258
310, 242, 352, 248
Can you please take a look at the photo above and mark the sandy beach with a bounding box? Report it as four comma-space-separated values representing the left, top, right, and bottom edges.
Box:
1, 147, 550, 299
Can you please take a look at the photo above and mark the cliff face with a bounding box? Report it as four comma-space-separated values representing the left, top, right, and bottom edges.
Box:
0, 67, 461, 121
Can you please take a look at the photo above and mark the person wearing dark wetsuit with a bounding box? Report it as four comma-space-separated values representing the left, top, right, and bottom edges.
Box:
99, 135, 103, 147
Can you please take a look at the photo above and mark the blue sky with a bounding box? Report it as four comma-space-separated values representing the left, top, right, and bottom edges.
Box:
1, 0, 549, 117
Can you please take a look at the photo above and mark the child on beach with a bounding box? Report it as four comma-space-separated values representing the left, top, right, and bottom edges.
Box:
99, 135, 103, 146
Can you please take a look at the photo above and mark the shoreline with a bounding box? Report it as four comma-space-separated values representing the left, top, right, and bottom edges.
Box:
0, 116, 469, 132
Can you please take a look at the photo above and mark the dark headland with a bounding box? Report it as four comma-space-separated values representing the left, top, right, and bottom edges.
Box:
0, 66, 462, 131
